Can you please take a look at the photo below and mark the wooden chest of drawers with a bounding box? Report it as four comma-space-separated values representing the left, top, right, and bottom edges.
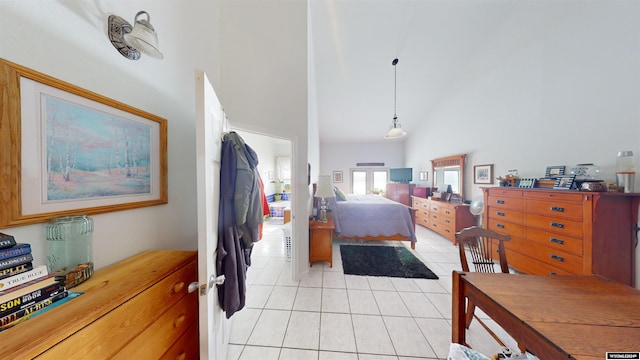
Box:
0, 250, 199, 359
484, 187, 640, 285
412, 196, 475, 244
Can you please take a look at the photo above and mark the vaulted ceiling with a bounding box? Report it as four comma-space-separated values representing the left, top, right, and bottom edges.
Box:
309, 1, 570, 143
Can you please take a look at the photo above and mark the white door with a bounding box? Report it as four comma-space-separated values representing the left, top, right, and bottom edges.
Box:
195, 70, 229, 360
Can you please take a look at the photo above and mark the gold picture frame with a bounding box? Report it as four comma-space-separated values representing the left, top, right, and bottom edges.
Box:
0, 59, 168, 228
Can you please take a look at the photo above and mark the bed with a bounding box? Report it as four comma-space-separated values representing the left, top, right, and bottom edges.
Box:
327, 194, 417, 249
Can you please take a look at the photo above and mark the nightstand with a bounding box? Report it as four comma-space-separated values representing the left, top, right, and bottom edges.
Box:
309, 216, 334, 267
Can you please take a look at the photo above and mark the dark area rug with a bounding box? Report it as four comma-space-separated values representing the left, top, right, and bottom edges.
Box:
340, 245, 439, 279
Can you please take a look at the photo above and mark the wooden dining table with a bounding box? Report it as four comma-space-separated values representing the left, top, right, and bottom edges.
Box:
452, 271, 640, 360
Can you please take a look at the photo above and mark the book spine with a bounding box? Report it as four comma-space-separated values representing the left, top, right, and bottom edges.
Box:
0, 265, 48, 291
0, 291, 68, 329
0, 244, 31, 261
0, 263, 33, 280
0, 282, 64, 318
0, 233, 17, 250
0, 254, 34, 271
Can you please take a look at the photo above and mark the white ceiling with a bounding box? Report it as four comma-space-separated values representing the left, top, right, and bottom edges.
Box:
310, 0, 571, 143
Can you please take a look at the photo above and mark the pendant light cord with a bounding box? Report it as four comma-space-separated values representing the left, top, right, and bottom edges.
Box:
393, 58, 398, 123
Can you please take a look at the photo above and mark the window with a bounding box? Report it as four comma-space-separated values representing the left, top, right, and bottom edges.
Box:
351, 168, 388, 194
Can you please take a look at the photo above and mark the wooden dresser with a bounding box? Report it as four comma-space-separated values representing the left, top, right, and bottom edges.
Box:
386, 183, 415, 206
412, 196, 475, 245
0, 250, 199, 359
483, 187, 640, 286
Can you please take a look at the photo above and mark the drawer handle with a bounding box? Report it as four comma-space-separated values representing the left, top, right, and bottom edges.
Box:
496, 211, 505, 217
174, 314, 186, 328
550, 254, 565, 262
496, 200, 505, 204
550, 237, 564, 245
445, 210, 451, 214
550, 222, 565, 229
496, 224, 505, 229
445, 229, 450, 233
433, 223, 437, 227
445, 219, 451, 224
173, 281, 185, 293
550, 272, 557, 275
550, 206, 565, 213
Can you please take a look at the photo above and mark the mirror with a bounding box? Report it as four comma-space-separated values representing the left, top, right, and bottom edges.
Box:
431, 154, 466, 200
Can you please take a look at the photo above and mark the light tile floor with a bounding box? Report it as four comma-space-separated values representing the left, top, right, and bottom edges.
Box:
227, 221, 518, 360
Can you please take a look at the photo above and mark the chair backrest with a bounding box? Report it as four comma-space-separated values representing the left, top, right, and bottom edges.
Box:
455, 226, 511, 274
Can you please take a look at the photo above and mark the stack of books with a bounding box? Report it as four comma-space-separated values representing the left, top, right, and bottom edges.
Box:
0, 232, 67, 331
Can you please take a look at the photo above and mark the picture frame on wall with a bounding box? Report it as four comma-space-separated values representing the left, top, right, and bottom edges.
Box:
0, 59, 168, 228
419, 171, 428, 181
333, 171, 343, 183
473, 164, 494, 184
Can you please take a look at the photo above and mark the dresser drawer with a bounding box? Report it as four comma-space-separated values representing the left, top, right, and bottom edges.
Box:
526, 199, 583, 221
412, 197, 429, 210
524, 190, 583, 204
505, 239, 583, 274
40, 259, 197, 359
506, 250, 575, 276
487, 188, 523, 198
416, 213, 430, 228
526, 227, 583, 257
486, 207, 523, 224
526, 214, 583, 239
428, 221, 455, 239
161, 321, 200, 360
487, 218, 524, 239
487, 195, 523, 211
112, 290, 198, 359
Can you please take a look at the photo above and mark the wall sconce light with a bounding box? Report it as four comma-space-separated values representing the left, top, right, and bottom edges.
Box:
108, 11, 163, 60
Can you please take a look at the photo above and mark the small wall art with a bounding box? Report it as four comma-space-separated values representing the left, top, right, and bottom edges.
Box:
473, 164, 494, 184
333, 171, 343, 183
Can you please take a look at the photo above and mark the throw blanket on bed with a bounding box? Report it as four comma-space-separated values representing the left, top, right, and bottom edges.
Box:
328, 194, 416, 242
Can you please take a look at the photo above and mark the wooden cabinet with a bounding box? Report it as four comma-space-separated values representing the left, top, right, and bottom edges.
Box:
483, 187, 640, 285
310, 217, 334, 267
0, 250, 199, 359
386, 183, 415, 206
411, 196, 475, 245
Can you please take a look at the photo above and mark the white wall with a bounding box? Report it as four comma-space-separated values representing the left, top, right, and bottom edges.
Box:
0, 1, 310, 277
402, 1, 640, 286
219, 0, 309, 280
320, 142, 404, 193
0, 1, 221, 269
405, 1, 640, 202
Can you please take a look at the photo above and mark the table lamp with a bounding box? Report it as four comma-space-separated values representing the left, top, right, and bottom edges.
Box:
314, 175, 335, 223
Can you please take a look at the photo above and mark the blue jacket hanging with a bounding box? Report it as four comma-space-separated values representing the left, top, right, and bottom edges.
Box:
217, 131, 263, 318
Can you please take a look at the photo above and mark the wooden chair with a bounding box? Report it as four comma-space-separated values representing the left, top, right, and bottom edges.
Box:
455, 226, 511, 346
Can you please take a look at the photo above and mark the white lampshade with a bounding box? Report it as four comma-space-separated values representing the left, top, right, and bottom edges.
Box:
314, 175, 335, 198
123, 11, 163, 59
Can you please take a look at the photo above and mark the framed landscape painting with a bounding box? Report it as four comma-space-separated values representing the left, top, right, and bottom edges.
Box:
0, 59, 168, 227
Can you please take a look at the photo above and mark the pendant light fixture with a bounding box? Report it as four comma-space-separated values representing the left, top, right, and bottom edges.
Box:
384, 58, 407, 139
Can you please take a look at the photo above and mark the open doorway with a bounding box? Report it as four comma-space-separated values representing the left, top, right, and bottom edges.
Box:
232, 129, 294, 271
